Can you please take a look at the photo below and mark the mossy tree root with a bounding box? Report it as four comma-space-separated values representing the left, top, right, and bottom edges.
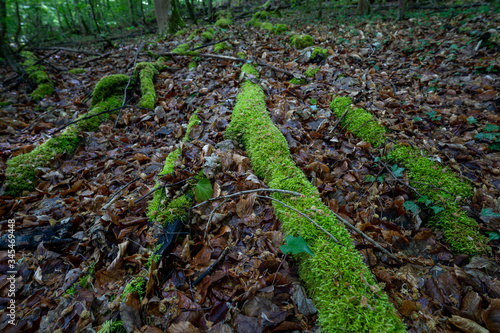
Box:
21, 51, 54, 100
330, 96, 490, 254
226, 68, 406, 332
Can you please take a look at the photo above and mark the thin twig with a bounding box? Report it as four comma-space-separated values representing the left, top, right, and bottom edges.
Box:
330, 104, 350, 133
115, 41, 145, 127
191, 188, 303, 210
204, 199, 227, 240
133, 177, 194, 204
329, 210, 403, 265
256, 195, 344, 247
192, 246, 230, 286
102, 177, 140, 210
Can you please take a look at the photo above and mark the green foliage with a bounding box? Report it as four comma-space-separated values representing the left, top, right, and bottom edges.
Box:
241, 64, 259, 78
188, 61, 197, 70
171, 43, 198, 56
404, 201, 420, 214
201, 30, 213, 41
226, 79, 405, 332
237, 52, 246, 59
280, 235, 315, 256
98, 319, 124, 333
304, 66, 319, 77
290, 34, 314, 49
467, 116, 477, 124
481, 208, 500, 218
195, 178, 213, 202
122, 277, 146, 301
290, 77, 306, 85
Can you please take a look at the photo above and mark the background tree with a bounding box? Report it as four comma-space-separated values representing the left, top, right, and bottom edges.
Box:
153, 0, 185, 35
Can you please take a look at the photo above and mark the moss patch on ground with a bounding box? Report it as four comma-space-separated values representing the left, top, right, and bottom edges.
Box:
271, 24, 288, 34
22, 51, 54, 100
311, 47, 328, 60
214, 41, 232, 53
171, 43, 198, 56
226, 70, 405, 332
215, 17, 232, 28
68, 68, 86, 74
290, 34, 314, 49
304, 66, 319, 77
330, 96, 386, 147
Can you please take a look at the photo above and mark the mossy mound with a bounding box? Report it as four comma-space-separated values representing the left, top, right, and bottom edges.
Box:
68, 68, 86, 74
240, 64, 259, 79
246, 17, 262, 27
290, 77, 306, 85
215, 17, 232, 28
311, 47, 328, 60
271, 24, 288, 34
304, 66, 319, 77
237, 52, 246, 59
290, 34, 314, 49
22, 51, 54, 100
226, 68, 406, 332
171, 43, 198, 56
134, 61, 165, 109
201, 29, 214, 42
260, 22, 273, 31
188, 61, 197, 70
214, 41, 232, 53
329, 96, 386, 147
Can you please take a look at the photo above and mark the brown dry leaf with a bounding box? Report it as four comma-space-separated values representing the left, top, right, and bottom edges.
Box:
449, 315, 488, 333
236, 193, 256, 218
167, 321, 201, 333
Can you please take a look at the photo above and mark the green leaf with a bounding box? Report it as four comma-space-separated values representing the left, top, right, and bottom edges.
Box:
486, 231, 500, 241
391, 164, 405, 177
280, 235, 315, 257
475, 132, 498, 141
195, 178, 213, 202
417, 195, 432, 206
310, 98, 317, 105
374, 156, 381, 162
481, 208, 500, 218
364, 175, 375, 183
484, 124, 499, 132
467, 116, 477, 124
404, 201, 420, 214
414, 116, 422, 121
377, 175, 385, 183
431, 205, 445, 214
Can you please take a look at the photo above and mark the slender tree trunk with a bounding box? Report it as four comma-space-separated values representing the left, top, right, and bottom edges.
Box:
54, 1, 64, 32
73, 0, 88, 35
88, 0, 101, 34
0, 0, 21, 72
208, 0, 213, 21
357, 0, 370, 15
14, 0, 21, 46
186, 0, 197, 24
397, 0, 405, 21
317, 0, 322, 20
128, 0, 136, 26
139, 0, 147, 25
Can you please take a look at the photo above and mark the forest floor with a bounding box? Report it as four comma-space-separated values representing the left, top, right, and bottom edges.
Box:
0, 5, 500, 333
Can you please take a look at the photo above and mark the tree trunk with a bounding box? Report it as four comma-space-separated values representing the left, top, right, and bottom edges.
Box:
88, 0, 101, 34
397, 0, 405, 21
14, 0, 21, 46
128, 0, 136, 26
357, 0, 370, 15
0, 0, 21, 72
208, 0, 213, 21
73, 0, 88, 35
186, 0, 197, 24
153, 0, 185, 35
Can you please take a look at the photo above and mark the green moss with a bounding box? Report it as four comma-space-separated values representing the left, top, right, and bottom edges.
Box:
171, 43, 198, 56
166, 0, 186, 35
188, 61, 197, 70
304, 66, 319, 77
261, 22, 274, 30
237, 52, 246, 59
290, 34, 314, 49
329, 96, 386, 147
5, 74, 128, 196
226, 80, 405, 332
389, 145, 473, 200
63, 285, 76, 297
252, 10, 270, 19
214, 41, 232, 53
91, 74, 129, 106
188, 29, 199, 40
290, 77, 306, 85
311, 47, 328, 60
201, 30, 213, 41
121, 277, 146, 301
98, 319, 123, 333
215, 17, 232, 28
175, 29, 187, 36
241, 64, 259, 79
147, 113, 200, 222
68, 68, 86, 74
246, 17, 262, 28
134, 62, 163, 109
22, 51, 54, 100
271, 24, 288, 34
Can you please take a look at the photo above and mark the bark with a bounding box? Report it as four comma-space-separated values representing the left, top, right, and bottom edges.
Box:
88, 0, 101, 34
397, 0, 406, 21
73, 0, 88, 35
357, 0, 371, 15
186, 0, 198, 24
208, 0, 213, 21
0, 0, 21, 72
14, 0, 21, 45
128, 0, 136, 26
153, 0, 185, 35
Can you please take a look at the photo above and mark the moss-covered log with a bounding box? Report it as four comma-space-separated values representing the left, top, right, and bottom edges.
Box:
21, 51, 54, 100
330, 96, 489, 254
227, 67, 405, 332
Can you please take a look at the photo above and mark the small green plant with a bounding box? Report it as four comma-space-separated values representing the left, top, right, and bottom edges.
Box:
98, 319, 124, 333
195, 178, 213, 202
467, 116, 477, 124
426, 110, 441, 121
122, 277, 146, 301
280, 235, 315, 257
474, 124, 500, 151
